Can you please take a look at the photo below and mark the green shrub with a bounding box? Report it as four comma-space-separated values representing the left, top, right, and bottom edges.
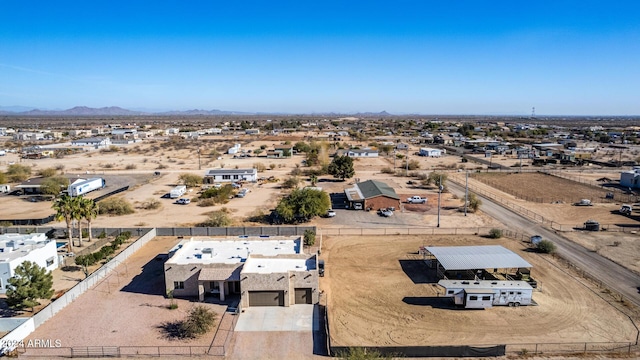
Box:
304, 229, 316, 246
489, 228, 503, 239
197, 210, 233, 227
180, 305, 217, 338
536, 240, 556, 254
98, 197, 135, 216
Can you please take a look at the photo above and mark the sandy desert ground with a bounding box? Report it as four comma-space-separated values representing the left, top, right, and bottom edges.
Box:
322, 234, 638, 347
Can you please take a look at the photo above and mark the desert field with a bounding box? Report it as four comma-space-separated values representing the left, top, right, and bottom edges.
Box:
322, 234, 638, 347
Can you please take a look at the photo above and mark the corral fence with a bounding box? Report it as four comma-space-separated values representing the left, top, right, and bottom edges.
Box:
319, 227, 493, 236
505, 341, 635, 357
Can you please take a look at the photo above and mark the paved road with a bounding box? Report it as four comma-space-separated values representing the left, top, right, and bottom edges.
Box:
448, 181, 640, 308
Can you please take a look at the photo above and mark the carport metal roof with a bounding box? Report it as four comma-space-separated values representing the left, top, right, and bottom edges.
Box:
425, 245, 532, 270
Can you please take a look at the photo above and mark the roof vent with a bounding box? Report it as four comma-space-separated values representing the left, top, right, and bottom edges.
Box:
461, 281, 469, 285
491, 282, 497, 285
202, 248, 213, 253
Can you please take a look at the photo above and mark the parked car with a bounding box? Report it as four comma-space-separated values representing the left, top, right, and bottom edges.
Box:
175, 198, 191, 205
378, 208, 393, 217
407, 196, 427, 204
326, 210, 336, 217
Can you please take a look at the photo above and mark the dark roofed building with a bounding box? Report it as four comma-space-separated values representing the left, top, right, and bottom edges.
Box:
344, 179, 400, 210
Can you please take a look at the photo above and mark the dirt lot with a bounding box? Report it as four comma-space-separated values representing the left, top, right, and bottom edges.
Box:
470, 172, 613, 204
24, 236, 227, 352
322, 234, 638, 347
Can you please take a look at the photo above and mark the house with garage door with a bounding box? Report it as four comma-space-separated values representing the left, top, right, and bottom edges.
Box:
164, 236, 319, 307
344, 179, 401, 210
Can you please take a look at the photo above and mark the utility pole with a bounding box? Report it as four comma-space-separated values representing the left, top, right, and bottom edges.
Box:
464, 171, 468, 217
437, 175, 443, 227
405, 148, 409, 176
197, 148, 201, 170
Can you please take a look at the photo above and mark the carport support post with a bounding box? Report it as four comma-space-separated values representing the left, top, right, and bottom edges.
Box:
437, 175, 443, 227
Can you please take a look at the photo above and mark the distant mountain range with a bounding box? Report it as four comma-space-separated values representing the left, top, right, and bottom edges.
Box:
0, 105, 395, 117
0, 106, 261, 116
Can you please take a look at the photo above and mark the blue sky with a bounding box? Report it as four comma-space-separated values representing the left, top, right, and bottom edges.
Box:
1, 1, 639, 115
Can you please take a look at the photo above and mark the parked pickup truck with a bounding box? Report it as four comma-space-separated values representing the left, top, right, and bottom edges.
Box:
406, 196, 427, 204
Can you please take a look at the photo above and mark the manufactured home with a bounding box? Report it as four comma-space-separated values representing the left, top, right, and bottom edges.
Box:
439, 280, 533, 309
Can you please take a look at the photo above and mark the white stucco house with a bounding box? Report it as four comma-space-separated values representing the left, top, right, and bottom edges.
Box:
0, 233, 59, 293
620, 167, 640, 189
164, 236, 319, 307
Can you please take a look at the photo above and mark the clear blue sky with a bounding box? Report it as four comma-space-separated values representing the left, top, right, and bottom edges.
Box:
1, 1, 639, 115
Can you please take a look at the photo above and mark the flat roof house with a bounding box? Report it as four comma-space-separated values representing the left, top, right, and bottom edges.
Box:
203, 168, 258, 184
344, 179, 400, 210
71, 137, 112, 148
346, 148, 378, 157
164, 236, 319, 307
0, 233, 59, 293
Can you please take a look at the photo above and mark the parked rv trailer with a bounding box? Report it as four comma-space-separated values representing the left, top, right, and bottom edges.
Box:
438, 280, 533, 309
0, 184, 10, 193
170, 185, 187, 199
68, 178, 105, 197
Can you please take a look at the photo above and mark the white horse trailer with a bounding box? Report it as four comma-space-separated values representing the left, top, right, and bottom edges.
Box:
439, 280, 533, 309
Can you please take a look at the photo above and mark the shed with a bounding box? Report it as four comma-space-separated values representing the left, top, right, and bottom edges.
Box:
344, 179, 400, 210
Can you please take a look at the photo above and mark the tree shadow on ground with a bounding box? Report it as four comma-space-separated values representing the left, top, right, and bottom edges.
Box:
399, 259, 438, 284
157, 321, 189, 340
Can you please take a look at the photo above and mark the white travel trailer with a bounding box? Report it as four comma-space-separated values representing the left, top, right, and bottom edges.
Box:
170, 185, 187, 199
438, 280, 533, 309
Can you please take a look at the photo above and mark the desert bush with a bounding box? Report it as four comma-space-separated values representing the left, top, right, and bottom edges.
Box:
488, 228, 503, 239
467, 193, 482, 213
198, 209, 232, 227
290, 167, 303, 176
38, 167, 57, 177
6, 164, 32, 182
253, 163, 267, 172
179, 173, 203, 187
125, 164, 137, 170
536, 240, 556, 254
180, 305, 217, 338
199, 185, 234, 204
98, 197, 135, 216
141, 198, 162, 210
304, 230, 316, 246
269, 163, 276, 170
282, 176, 300, 189
197, 198, 217, 207
157, 164, 168, 169
380, 167, 394, 174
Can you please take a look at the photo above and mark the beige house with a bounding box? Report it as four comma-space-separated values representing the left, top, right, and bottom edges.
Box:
164, 236, 319, 307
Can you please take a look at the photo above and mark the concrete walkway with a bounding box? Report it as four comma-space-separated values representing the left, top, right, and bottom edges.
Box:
235, 304, 317, 332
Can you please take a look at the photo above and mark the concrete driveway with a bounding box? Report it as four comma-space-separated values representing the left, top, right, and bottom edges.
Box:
235, 304, 318, 332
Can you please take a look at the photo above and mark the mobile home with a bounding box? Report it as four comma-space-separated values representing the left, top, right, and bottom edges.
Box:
439, 280, 533, 309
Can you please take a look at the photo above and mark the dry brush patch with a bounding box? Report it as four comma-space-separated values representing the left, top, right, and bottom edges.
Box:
471, 172, 610, 203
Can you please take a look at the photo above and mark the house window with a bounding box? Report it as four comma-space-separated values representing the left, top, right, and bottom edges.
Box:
174, 281, 185, 290
222, 175, 231, 180
210, 281, 220, 291
509, 291, 514, 295
482, 296, 491, 301
46, 257, 54, 267
233, 175, 239, 179
469, 296, 478, 301
447, 290, 454, 294
517, 292, 522, 295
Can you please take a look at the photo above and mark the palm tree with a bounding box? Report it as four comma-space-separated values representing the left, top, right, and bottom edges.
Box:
80, 197, 99, 242
73, 197, 84, 247
53, 194, 78, 252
